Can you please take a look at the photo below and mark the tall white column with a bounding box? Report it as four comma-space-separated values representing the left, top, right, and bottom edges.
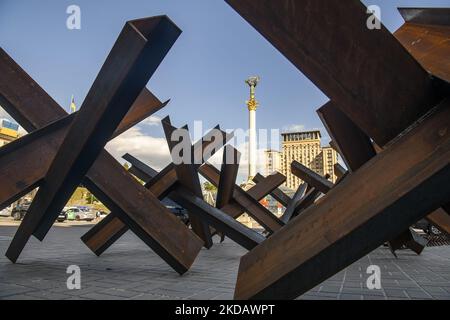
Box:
249, 108, 257, 179
245, 76, 260, 182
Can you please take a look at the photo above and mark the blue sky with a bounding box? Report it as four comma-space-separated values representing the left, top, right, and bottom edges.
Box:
1, 0, 449, 181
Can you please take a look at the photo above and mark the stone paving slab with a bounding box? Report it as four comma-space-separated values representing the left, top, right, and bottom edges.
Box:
0, 224, 449, 300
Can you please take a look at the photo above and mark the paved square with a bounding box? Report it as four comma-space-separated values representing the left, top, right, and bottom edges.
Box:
0, 224, 449, 300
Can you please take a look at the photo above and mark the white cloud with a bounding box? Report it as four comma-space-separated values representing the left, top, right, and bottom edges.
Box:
282, 124, 305, 133
106, 127, 171, 172
139, 115, 162, 127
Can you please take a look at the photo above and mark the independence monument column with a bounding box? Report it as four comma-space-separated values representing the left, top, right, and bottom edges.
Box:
245, 76, 260, 181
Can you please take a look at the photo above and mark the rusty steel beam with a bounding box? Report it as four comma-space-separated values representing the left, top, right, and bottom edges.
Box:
291, 161, 333, 194
0, 41, 206, 274
81, 127, 231, 255
234, 100, 450, 300
281, 187, 321, 223
81, 213, 129, 257
333, 163, 347, 181
170, 187, 266, 251
395, 8, 450, 83
31, 17, 182, 241
253, 173, 290, 208
5, 16, 183, 263
225, 0, 439, 146
0, 46, 168, 211
216, 146, 241, 209
426, 208, 450, 235
162, 116, 213, 248
120, 155, 278, 248
280, 183, 307, 223
82, 151, 204, 274
199, 164, 285, 233
388, 229, 428, 257
318, 101, 440, 254
318, 102, 376, 172
0, 115, 73, 209
246, 173, 286, 202
121, 159, 265, 250
161, 118, 265, 250
0, 95, 167, 211
122, 153, 158, 183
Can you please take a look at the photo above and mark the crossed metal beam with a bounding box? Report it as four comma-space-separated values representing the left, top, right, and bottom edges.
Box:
81, 121, 233, 255
0, 17, 208, 274
226, 1, 450, 300
143, 118, 267, 250
90, 123, 287, 255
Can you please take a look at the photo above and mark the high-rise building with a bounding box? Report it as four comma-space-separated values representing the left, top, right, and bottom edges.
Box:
279, 130, 338, 190
264, 149, 281, 176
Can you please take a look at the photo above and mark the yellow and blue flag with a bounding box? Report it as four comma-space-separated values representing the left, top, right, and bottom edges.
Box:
70, 95, 77, 113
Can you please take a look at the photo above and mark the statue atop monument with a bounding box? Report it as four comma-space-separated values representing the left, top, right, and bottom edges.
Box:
245, 76, 260, 112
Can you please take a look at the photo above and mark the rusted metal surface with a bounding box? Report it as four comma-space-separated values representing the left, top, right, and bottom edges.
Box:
225, 0, 438, 146
0, 115, 72, 210
3, 17, 204, 271
117, 154, 265, 251
81, 127, 231, 256
30, 17, 182, 242
0, 46, 207, 273
333, 163, 347, 180
81, 213, 129, 257
162, 116, 213, 248
253, 173, 290, 208
169, 187, 266, 250
318, 102, 376, 172
318, 99, 446, 255
123, 153, 158, 183
395, 9, 450, 83
280, 183, 307, 223
234, 101, 450, 300
216, 146, 241, 209
160, 118, 267, 250
120, 152, 279, 249
426, 208, 450, 235
291, 161, 333, 194
200, 164, 285, 233
0, 97, 166, 211
388, 229, 428, 257
82, 151, 204, 274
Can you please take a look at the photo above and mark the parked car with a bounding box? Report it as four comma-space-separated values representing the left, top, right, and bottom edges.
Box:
0, 207, 11, 217
413, 219, 441, 235
11, 203, 30, 221
96, 211, 109, 219
66, 207, 95, 221
57, 210, 67, 222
